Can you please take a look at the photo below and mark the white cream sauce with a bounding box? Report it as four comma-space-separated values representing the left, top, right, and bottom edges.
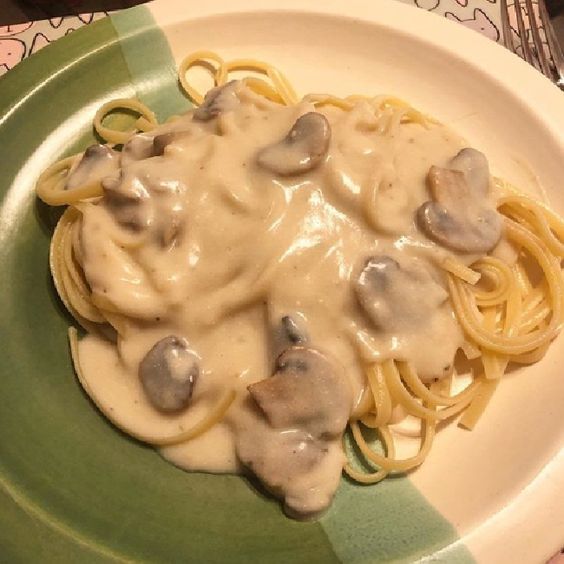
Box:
72, 82, 497, 517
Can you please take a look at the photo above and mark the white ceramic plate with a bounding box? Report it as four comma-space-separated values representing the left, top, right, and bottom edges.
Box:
1, 1, 561, 561
148, 1, 564, 560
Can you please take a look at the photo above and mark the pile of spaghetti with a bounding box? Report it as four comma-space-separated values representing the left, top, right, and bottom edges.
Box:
36, 51, 564, 485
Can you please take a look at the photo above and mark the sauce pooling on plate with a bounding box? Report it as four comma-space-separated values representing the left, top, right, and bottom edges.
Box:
66, 81, 502, 517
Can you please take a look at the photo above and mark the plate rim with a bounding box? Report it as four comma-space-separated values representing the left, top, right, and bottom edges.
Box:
141, 1, 564, 560
0, 1, 562, 561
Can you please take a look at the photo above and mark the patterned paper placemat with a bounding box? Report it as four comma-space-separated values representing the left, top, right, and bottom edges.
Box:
0, 0, 507, 77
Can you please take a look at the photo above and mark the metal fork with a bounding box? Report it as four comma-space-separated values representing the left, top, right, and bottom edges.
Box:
500, 0, 564, 90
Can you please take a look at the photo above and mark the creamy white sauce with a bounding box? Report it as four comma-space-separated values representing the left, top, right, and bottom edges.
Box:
72, 82, 496, 517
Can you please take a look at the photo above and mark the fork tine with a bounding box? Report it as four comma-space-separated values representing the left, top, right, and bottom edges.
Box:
514, 0, 536, 66
500, 0, 516, 52
538, 0, 564, 90
524, 0, 552, 77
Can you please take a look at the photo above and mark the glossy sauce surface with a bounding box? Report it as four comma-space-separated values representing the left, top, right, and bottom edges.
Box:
73, 83, 493, 517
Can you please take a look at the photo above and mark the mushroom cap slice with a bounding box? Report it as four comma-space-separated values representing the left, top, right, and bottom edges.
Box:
152, 131, 191, 155
355, 255, 448, 331
247, 346, 351, 439
280, 315, 306, 344
66, 144, 119, 190
417, 149, 502, 253
449, 147, 490, 196
257, 112, 331, 176
193, 80, 240, 121
270, 314, 309, 359
238, 429, 323, 486
121, 131, 191, 166
139, 335, 199, 412
418, 199, 502, 254
354, 256, 400, 329
236, 425, 344, 519
102, 172, 150, 231
121, 134, 155, 164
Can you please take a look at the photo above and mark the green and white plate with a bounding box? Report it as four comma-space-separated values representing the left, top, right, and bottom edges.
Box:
1, 1, 563, 562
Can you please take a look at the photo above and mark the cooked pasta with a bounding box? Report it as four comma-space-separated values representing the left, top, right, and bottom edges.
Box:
36, 52, 564, 516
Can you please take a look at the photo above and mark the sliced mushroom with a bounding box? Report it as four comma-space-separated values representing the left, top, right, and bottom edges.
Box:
121, 131, 191, 165
121, 134, 155, 164
138, 335, 199, 412
102, 174, 149, 231
152, 131, 190, 155
66, 144, 119, 190
417, 148, 502, 253
236, 422, 344, 519
355, 256, 448, 331
280, 315, 307, 345
237, 428, 324, 491
257, 112, 331, 176
153, 215, 183, 249
248, 346, 350, 439
281, 316, 306, 344
242, 344, 350, 518
355, 256, 398, 329
193, 80, 240, 121
449, 147, 490, 194
270, 314, 309, 359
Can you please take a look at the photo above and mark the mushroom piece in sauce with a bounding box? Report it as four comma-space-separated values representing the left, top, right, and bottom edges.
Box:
355, 256, 448, 331
138, 335, 199, 412
257, 112, 331, 176
152, 131, 191, 155
280, 315, 306, 344
240, 345, 351, 517
236, 427, 332, 516
192, 80, 240, 122
66, 144, 119, 190
417, 148, 502, 253
121, 131, 191, 165
248, 346, 351, 439
102, 174, 149, 231
121, 134, 155, 164
270, 314, 309, 360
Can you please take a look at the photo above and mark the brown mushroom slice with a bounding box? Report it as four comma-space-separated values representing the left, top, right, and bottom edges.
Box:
355, 256, 400, 329
449, 147, 490, 195
121, 134, 155, 164
193, 80, 240, 121
66, 144, 119, 190
236, 424, 343, 518
238, 429, 323, 490
152, 131, 191, 155
139, 335, 199, 413
417, 148, 502, 253
102, 174, 150, 231
248, 347, 350, 439
418, 198, 502, 254
270, 314, 309, 359
355, 256, 448, 331
236, 424, 345, 519
280, 315, 306, 344
121, 131, 191, 165
257, 112, 331, 176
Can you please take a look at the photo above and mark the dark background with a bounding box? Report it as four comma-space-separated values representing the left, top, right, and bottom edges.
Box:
0, 0, 146, 24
